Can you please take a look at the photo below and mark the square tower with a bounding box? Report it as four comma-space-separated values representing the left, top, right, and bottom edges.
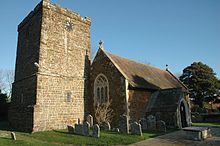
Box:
8, 0, 91, 132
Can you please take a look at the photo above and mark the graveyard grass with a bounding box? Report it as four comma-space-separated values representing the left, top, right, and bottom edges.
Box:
192, 122, 220, 127
0, 121, 173, 146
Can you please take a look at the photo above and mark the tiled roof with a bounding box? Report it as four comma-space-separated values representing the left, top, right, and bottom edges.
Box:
106, 51, 187, 91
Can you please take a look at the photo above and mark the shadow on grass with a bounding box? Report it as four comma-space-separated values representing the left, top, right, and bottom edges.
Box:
52, 130, 68, 135
0, 120, 13, 131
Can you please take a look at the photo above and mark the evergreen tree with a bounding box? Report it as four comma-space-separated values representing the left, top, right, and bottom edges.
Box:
180, 62, 220, 108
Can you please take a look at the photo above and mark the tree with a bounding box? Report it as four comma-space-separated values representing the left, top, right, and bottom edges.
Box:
0, 69, 14, 100
179, 62, 220, 108
94, 100, 114, 126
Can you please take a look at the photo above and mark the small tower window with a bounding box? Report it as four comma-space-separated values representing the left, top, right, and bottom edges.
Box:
67, 92, 72, 102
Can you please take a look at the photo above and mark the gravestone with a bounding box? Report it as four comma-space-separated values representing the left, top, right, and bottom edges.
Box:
86, 114, 93, 127
139, 118, 147, 130
156, 120, 166, 132
67, 125, 74, 134
112, 128, 120, 133
147, 115, 156, 130
101, 122, 111, 131
119, 115, 129, 134
92, 124, 100, 138
11, 132, 16, 140
75, 124, 83, 135
83, 121, 90, 136
131, 122, 142, 136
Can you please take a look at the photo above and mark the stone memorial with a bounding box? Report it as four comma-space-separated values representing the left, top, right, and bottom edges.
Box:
67, 125, 74, 134
139, 118, 148, 130
131, 122, 142, 136
75, 124, 83, 135
86, 114, 93, 127
92, 124, 100, 138
83, 121, 90, 136
156, 120, 166, 132
119, 115, 129, 134
147, 115, 156, 130
11, 132, 16, 140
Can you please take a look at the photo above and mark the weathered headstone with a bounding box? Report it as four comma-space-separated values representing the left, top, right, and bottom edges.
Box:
83, 121, 90, 136
101, 122, 111, 131
86, 114, 93, 127
139, 118, 147, 130
119, 115, 129, 134
147, 115, 156, 130
131, 122, 142, 136
75, 124, 83, 135
67, 125, 74, 134
156, 120, 166, 132
92, 124, 100, 138
11, 132, 16, 140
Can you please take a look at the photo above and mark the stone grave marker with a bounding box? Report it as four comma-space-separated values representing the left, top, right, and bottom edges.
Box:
86, 114, 93, 127
139, 118, 147, 130
92, 124, 100, 138
156, 120, 166, 132
11, 132, 16, 140
131, 122, 142, 136
67, 125, 74, 134
83, 121, 90, 136
147, 115, 156, 130
119, 115, 129, 134
75, 124, 83, 135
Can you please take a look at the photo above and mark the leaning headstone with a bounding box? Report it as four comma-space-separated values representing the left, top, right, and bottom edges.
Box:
139, 118, 147, 130
101, 122, 111, 131
119, 115, 129, 134
131, 122, 142, 136
86, 114, 93, 127
156, 120, 166, 132
75, 124, 83, 135
83, 121, 90, 136
147, 115, 156, 130
92, 124, 100, 138
67, 125, 74, 134
11, 132, 16, 140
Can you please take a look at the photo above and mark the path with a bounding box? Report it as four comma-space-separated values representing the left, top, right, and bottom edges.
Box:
129, 127, 220, 146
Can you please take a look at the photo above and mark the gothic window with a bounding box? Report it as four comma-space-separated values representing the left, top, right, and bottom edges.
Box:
94, 74, 109, 104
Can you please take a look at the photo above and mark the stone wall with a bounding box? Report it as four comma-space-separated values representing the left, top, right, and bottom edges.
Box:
128, 90, 151, 122
8, 2, 42, 132
90, 49, 126, 127
9, 0, 91, 132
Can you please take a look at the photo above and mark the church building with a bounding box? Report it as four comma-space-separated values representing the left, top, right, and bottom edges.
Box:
8, 0, 191, 132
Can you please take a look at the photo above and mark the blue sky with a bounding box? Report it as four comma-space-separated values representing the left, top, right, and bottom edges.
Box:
0, 0, 219, 78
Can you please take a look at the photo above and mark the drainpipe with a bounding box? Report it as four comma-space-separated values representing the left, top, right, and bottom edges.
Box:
125, 79, 129, 117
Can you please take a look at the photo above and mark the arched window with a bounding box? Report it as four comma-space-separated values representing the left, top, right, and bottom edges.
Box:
94, 74, 109, 104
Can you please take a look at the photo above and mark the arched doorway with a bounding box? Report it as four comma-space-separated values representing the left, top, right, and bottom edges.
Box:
180, 102, 187, 128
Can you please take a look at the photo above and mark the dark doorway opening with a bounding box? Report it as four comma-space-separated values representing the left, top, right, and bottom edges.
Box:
180, 102, 187, 128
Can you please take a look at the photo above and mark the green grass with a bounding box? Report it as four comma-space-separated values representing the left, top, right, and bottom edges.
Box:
0, 121, 174, 146
192, 122, 220, 127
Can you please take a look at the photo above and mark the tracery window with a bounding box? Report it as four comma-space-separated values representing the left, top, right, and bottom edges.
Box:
94, 74, 109, 104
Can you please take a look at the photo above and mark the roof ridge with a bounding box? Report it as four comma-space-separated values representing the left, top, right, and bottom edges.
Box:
106, 52, 167, 73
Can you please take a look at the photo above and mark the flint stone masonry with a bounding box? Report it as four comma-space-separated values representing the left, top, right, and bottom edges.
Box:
86, 115, 93, 127
93, 124, 100, 138
131, 122, 142, 136
9, 0, 91, 132
147, 115, 156, 130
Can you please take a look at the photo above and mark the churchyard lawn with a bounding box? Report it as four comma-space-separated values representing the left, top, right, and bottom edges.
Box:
0, 121, 173, 146
192, 122, 220, 128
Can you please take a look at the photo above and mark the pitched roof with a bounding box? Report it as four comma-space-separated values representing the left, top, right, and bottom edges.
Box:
104, 50, 187, 91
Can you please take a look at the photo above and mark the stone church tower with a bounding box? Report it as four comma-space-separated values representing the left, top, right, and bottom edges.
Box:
8, 0, 91, 132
